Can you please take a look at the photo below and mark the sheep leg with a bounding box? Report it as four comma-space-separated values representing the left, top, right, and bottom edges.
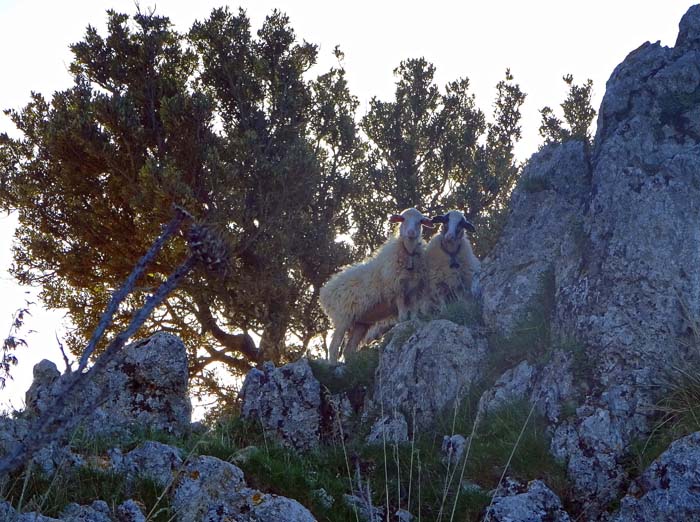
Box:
328, 322, 349, 364
345, 323, 369, 359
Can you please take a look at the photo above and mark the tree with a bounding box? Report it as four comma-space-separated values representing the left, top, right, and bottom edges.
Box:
539, 74, 596, 145
0, 8, 363, 397
355, 60, 525, 256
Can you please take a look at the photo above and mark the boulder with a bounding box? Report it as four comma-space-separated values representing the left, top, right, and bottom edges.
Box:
60, 501, 112, 522
441, 434, 467, 466
175, 474, 316, 522
343, 494, 384, 522
366, 412, 408, 445
171, 455, 246, 521
24, 332, 191, 439
0, 501, 59, 522
240, 359, 321, 451
115, 500, 146, 522
370, 320, 487, 428
477, 351, 577, 426
612, 431, 700, 521
477, 361, 537, 418
109, 441, 184, 489
484, 478, 571, 522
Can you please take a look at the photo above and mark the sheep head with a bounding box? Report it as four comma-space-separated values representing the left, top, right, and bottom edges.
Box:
389, 208, 433, 252
431, 210, 475, 246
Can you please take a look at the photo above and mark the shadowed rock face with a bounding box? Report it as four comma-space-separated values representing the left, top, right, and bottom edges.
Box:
240, 358, 322, 451
612, 431, 700, 522
480, 5, 700, 517
481, 139, 591, 337
369, 320, 487, 429
23, 332, 192, 440
485, 478, 571, 522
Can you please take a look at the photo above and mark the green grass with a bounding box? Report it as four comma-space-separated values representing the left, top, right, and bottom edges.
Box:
308, 348, 380, 395
428, 299, 483, 328
3, 267, 580, 521
625, 364, 700, 480
2, 465, 172, 521
2, 392, 570, 522
623, 297, 700, 480
486, 301, 551, 382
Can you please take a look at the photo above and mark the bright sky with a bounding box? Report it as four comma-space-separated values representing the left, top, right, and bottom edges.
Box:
0, 0, 696, 410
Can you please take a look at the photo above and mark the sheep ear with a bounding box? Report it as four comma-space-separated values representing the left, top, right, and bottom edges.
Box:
461, 218, 476, 233
421, 218, 434, 228
389, 214, 405, 223
431, 215, 448, 224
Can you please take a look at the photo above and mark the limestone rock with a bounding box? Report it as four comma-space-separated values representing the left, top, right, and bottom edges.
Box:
549, 6, 700, 512
60, 501, 112, 522
441, 434, 467, 466
200, 489, 316, 522
0, 415, 27, 459
550, 408, 626, 519
25, 332, 191, 439
115, 500, 146, 522
477, 352, 577, 426
171, 455, 246, 521
0, 501, 60, 522
484, 478, 571, 522
480, 140, 590, 336
25, 359, 60, 414
33, 443, 84, 477
109, 441, 183, 489
240, 359, 321, 450
477, 361, 537, 418
233, 489, 317, 522
612, 431, 700, 521
366, 412, 408, 445
343, 494, 383, 522
370, 320, 487, 428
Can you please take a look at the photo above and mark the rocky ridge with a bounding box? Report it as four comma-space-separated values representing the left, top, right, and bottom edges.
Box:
4, 5, 700, 522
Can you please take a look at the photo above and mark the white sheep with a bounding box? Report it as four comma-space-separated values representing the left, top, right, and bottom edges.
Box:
423, 210, 481, 310
319, 208, 434, 363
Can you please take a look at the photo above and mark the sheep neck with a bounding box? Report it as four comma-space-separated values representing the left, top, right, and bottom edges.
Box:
440, 237, 462, 269
400, 239, 420, 271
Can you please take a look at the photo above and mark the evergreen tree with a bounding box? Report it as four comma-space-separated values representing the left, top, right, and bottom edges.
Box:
355, 60, 525, 256
539, 74, 596, 145
0, 9, 363, 396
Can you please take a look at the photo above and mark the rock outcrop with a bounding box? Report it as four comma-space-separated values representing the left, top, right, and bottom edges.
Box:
240, 358, 322, 451
478, 6, 700, 516
369, 320, 487, 429
612, 431, 700, 522
6, 7, 700, 522
23, 332, 192, 439
485, 478, 571, 522
481, 140, 591, 336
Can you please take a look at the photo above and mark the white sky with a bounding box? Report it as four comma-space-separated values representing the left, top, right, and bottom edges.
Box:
0, 0, 696, 410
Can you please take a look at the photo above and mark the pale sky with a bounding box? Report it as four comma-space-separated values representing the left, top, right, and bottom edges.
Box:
0, 0, 696, 410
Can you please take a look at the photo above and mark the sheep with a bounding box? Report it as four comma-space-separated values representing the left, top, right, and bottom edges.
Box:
423, 210, 481, 311
319, 208, 434, 363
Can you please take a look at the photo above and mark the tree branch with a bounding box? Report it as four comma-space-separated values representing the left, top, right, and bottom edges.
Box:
194, 298, 260, 364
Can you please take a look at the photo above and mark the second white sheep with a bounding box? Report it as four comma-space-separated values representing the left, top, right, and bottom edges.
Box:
424, 210, 481, 310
